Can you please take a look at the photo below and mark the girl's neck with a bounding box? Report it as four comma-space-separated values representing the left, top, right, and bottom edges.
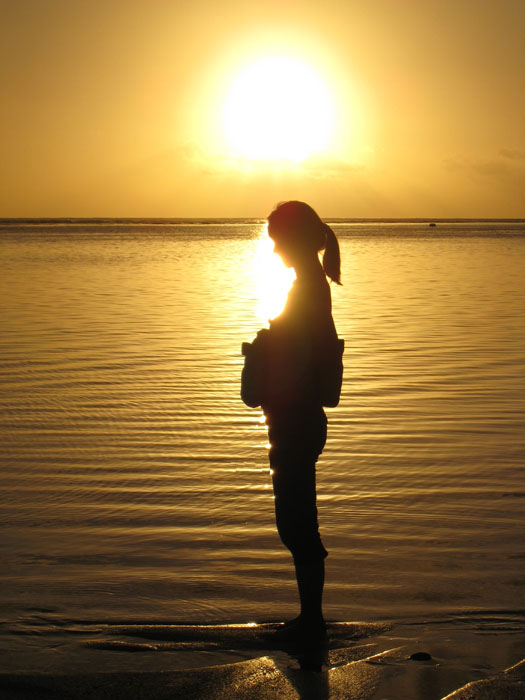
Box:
293, 254, 325, 282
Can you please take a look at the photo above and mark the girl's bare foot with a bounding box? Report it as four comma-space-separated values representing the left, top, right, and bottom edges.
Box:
274, 615, 327, 644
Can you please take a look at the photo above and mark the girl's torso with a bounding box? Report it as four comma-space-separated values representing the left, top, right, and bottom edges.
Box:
262, 272, 338, 415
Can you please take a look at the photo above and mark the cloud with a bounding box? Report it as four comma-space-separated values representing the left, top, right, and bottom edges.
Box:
444, 151, 525, 188
299, 155, 364, 179
499, 148, 525, 160
166, 145, 367, 183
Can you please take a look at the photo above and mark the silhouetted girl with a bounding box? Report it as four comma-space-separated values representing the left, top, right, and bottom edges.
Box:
242, 201, 343, 640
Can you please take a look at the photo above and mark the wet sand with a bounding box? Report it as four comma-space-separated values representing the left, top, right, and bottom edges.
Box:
1, 621, 523, 699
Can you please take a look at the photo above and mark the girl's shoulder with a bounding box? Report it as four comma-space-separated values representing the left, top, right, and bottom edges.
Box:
290, 275, 332, 313
270, 280, 333, 341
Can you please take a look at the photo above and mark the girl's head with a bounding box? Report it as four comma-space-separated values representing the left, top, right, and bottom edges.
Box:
267, 201, 342, 284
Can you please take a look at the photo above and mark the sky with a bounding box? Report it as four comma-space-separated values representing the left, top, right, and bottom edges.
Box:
1, 0, 524, 218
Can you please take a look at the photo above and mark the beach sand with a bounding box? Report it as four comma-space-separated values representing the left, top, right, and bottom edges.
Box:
1, 621, 523, 699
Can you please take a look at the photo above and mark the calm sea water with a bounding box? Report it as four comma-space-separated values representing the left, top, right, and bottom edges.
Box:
0, 219, 524, 672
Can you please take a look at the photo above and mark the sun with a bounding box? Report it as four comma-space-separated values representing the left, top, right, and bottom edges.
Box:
222, 56, 335, 163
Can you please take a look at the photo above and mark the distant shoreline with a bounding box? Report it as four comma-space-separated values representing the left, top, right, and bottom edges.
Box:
1, 217, 525, 225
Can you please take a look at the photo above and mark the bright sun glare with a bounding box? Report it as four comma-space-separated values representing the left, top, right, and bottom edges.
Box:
253, 228, 295, 322
223, 56, 335, 162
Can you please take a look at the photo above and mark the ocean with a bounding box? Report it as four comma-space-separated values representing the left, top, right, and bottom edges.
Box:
0, 219, 524, 675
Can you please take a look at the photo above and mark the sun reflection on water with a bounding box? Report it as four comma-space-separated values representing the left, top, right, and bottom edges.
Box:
252, 227, 295, 324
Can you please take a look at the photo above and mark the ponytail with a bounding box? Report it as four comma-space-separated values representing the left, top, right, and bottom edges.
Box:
322, 223, 342, 285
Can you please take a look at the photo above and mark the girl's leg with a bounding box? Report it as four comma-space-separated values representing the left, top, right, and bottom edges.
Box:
270, 447, 327, 631
294, 559, 325, 626
269, 411, 328, 633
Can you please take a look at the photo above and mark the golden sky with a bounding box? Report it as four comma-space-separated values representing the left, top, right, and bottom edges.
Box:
1, 0, 524, 217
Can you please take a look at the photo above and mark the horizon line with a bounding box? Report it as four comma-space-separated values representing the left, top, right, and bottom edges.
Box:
2, 216, 525, 223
